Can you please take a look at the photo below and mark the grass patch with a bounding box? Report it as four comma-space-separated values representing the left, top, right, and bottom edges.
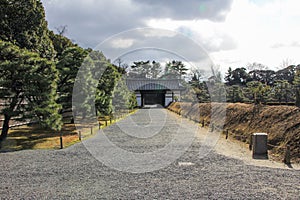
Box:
1, 123, 78, 151
0, 110, 137, 152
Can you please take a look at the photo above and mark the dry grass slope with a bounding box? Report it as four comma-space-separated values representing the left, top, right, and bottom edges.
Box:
168, 102, 300, 163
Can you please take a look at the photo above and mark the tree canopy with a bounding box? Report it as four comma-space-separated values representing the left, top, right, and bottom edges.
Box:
0, 0, 56, 59
0, 41, 62, 140
56, 46, 88, 111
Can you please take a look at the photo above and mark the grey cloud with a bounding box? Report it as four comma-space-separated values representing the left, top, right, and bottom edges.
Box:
132, 0, 233, 21
176, 26, 237, 52
96, 28, 212, 65
42, 0, 233, 48
43, 0, 145, 47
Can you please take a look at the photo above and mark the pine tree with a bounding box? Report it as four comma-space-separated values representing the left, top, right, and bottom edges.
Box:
246, 81, 271, 104
273, 80, 291, 104
96, 63, 120, 116
129, 61, 152, 78
112, 77, 137, 115
49, 31, 76, 59
72, 52, 99, 120
0, 41, 62, 141
72, 50, 120, 119
150, 61, 162, 79
0, 0, 55, 59
56, 46, 88, 111
227, 85, 245, 103
166, 60, 188, 79
293, 69, 300, 107
225, 67, 233, 84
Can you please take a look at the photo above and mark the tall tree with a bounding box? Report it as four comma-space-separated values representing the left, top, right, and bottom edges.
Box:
56, 46, 88, 111
72, 55, 98, 120
151, 61, 162, 78
0, 0, 55, 59
96, 64, 120, 116
225, 67, 250, 86
0, 41, 62, 141
72, 50, 111, 120
128, 61, 163, 79
128, 61, 152, 78
225, 67, 233, 84
249, 70, 276, 86
188, 69, 210, 103
246, 81, 271, 104
275, 65, 298, 84
49, 31, 76, 59
227, 85, 245, 103
273, 80, 292, 104
112, 77, 137, 114
293, 69, 300, 107
165, 60, 188, 79
196, 82, 210, 103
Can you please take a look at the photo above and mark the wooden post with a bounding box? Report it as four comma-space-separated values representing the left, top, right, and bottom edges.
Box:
90, 127, 93, 135
78, 131, 81, 141
210, 124, 214, 132
283, 145, 291, 164
98, 122, 101, 130
110, 117, 112, 124
105, 120, 107, 127
202, 120, 205, 128
225, 129, 229, 140
60, 133, 63, 149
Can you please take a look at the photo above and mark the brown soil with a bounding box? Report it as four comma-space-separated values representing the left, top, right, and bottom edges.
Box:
168, 102, 300, 163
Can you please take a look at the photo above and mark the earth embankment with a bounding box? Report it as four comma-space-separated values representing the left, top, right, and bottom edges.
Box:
168, 102, 300, 163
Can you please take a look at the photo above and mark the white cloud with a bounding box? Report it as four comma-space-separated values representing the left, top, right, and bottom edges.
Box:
188, 0, 300, 69
217, 0, 300, 68
110, 38, 135, 49
141, 28, 177, 38
146, 0, 300, 69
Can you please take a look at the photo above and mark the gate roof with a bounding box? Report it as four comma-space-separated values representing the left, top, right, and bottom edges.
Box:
126, 78, 184, 91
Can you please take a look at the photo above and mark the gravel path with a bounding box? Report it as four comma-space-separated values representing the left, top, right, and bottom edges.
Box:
0, 108, 299, 199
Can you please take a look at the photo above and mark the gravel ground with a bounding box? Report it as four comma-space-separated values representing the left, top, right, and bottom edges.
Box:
0, 108, 299, 199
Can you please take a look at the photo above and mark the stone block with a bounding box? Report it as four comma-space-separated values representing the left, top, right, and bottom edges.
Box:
252, 133, 268, 159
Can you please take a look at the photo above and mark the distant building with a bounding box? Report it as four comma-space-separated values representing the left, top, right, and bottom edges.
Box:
126, 78, 184, 107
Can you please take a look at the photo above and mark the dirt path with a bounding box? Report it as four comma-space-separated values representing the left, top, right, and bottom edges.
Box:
214, 134, 300, 170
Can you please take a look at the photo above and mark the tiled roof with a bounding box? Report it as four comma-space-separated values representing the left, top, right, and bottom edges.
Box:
126, 78, 183, 91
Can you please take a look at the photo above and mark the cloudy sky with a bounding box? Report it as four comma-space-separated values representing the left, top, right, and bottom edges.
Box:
42, 0, 300, 71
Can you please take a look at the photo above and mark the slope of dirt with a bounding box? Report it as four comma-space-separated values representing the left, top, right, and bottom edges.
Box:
168, 102, 300, 163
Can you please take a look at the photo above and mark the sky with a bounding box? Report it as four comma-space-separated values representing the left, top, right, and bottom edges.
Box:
42, 0, 300, 72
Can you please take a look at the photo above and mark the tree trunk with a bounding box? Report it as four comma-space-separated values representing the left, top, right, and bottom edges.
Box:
0, 114, 10, 142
